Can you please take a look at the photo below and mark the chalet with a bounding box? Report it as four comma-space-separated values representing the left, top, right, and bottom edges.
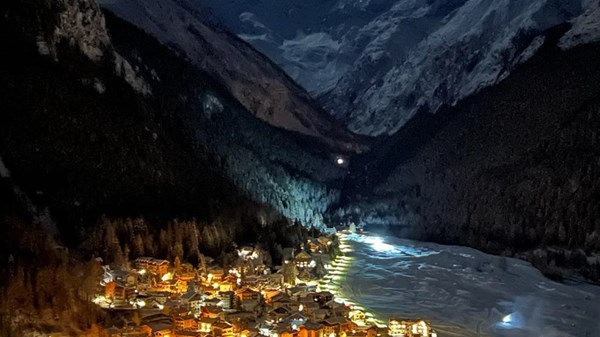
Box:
309, 309, 328, 321
272, 325, 297, 337
316, 237, 331, 249
158, 278, 188, 294
217, 291, 235, 310
299, 301, 318, 316
315, 292, 334, 303
180, 291, 204, 312
348, 309, 366, 323
177, 271, 197, 283
108, 325, 152, 337
258, 274, 284, 289
105, 269, 137, 287
268, 306, 294, 323
220, 274, 239, 292
321, 317, 354, 337
204, 297, 222, 307
262, 290, 282, 303
271, 297, 301, 312
224, 311, 257, 324
237, 287, 260, 301
212, 320, 234, 337
146, 323, 172, 337
306, 240, 321, 254
285, 286, 307, 298
175, 315, 197, 331
350, 326, 377, 337
136, 257, 170, 276
105, 281, 136, 302
198, 317, 218, 333
387, 319, 436, 337
152, 328, 173, 337
202, 305, 225, 319
298, 321, 323, 337
242, 275, 259, 288
236, 288, 261, 311
282, 312, 307, 330
311, 254, 331, 269
294, 251, 314, 269
146, 291, 170, 304
175, 331, 203, 337
207, 268, 225, 283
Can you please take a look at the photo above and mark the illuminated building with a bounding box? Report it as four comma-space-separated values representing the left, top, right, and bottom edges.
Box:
135, 257, 170, 276
387, 319, 437, 337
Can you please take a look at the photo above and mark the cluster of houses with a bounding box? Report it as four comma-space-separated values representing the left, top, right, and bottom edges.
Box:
95, 234, 436, 337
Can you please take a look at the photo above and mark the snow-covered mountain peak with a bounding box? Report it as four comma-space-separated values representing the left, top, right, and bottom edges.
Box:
200, 0, 599, 136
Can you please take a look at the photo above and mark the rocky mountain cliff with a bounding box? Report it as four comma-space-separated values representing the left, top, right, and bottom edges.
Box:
99, 0, 364, 152
332, 29, 600, 280
200, 0, 599, 136
0, 0, 348, 235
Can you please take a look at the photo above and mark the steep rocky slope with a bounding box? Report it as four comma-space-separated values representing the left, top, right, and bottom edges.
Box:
0, 0, 346, 236
98, 0, 364, 152
333, 30, 600, 280
201, 0, 596, 136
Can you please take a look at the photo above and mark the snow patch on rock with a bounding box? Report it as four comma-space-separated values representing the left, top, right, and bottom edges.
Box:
0, 156, 11, 178
202, 93, 224, 117
560, 1, 600, 49
114, 52, 152, 95
53, 0, 110, 62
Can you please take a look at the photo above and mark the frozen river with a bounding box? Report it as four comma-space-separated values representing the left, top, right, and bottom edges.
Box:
321, 233, 600, 337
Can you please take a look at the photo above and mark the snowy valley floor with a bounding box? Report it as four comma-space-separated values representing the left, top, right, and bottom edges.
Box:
322, 233, 600, 337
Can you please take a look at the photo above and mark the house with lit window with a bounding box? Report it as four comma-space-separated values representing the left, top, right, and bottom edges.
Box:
348, 309, 366, 324
212, 320, 234, 337
202, 305, 225, 319
294, 251, 314, 269
180, 291, 204, 312
268, 306, 294, 323
104, 269, 138, 287
135, 257, 170, 276
306, 240, 321, 254
105, 280, 136, 303
153, 328, 173, 337
272, 324, 298, 337
220, 274, 238, 292
281, 312, 307, 330
198, 317, 218, 333
108, 325, 152, 337
321, 317, 354, 337
387, 319, 436, 337
175, 315, 197, 331
174, 331, 203, 337
236, 287, 261, 311
298, 321, 323, 337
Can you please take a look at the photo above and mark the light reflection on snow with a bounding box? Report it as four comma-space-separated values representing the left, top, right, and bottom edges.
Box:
363, 236, 397, 253
331, 232, 600, 337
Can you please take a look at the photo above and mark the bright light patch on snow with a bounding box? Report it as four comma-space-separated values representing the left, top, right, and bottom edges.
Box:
0, 156, 10, 178
363, 236, 397, 253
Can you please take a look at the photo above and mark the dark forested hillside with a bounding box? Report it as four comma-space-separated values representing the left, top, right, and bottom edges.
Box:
0, 0, 348, 242
335, 29, 600, 281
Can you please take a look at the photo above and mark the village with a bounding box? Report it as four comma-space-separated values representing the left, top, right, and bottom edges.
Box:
94, 230, 438, 337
